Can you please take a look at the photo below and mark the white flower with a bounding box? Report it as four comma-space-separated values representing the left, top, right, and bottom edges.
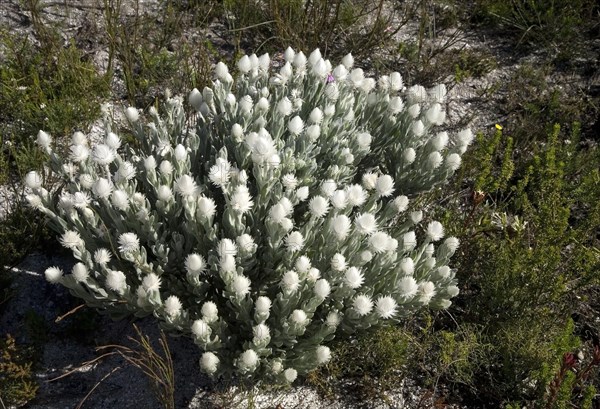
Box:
444, 237, 460, 253
408, 104, 421, 118
369, 231, 394, 253
437, 266, 451, 279
344, 267, 364, 289
24, 171, 42, 189
45, 266, 63, 283
209, 159, 231, 186
356, 132, 372, 150
360, 250, 373, 264
309, 196, 329, 218
326, 311, 340, 327
111, 190, 129, 211
309, 107, 323, 124
447, 285, 460, 297
320, 180, 337, 197
174, 144, 187, 162
341, 52, 354, 68
164, 295, 182, 317
376, 296, 398, 319
360, 78, 376, 93
362, 173, 378, 190
353, 294, 373, 316
457, 128, 474, 147
281, 270, 300, 292
192, 320, 211, 339
350, 68, 364, 87
220, 254, 235, 273
314, 279, 331, 299
157, 185, 173, 202
316, 346, 331, 364
284, 368, 298, 383
144, 156, 157, 170
70, 144, 89, 162
445, 153, 462, 171
58, 193, 74, 212
202, 301, 219, 322
36, 130, 52, 150
305, 124, 320, 141
237, 234, 256, 254
254, 97, 271, 112
72, 263, 89, 282
392, 196, 409, 213
355, 213, 378, 235
403, 148, 416, 164
93, 178, 113, 199
26, 194, 42, 209
330, 215, 351, 241
188, 88, 203, 110
69, 131, 86, 146
427, 221, 445, 241
105, 132, 121, 150
269, 203, 287, 223
427, 151, 443, 170
142, 273, 161, 292
399, 258, 414, 275
79, 174, 94, 189
197, 196, 216, 219
412, 120, 425, 137
282, 174, 298, 190
215, 61, 229, 80
237, 55, 251, 73
346, 184, 366, 207
410, 211, 423, 224
295, 256, 311, 273
277, 97, 293, 116
307, 267, 321, 282
125, 107, 139, 122
92, 144, 115, 165
60, 230, 82, 250
432, 131, 449, 151
390, 72, 403, 91
218, 238, 237, 257
398, 276, 418, 298
333, 64, 348, 80
118, 232, 139, 253
331, 253, 347, 271
201, 352, 219, 374
239, 95, 253, 114
389, 96, 404, 114
418, 281, 436, 303
288, 116, 304, 135
159, 160, 173, 175
296, 186, 309, 201
255, 296, 271, 314
429, 83, 447, 102
285, 231, 304, 252
253, 324, 270, 341
230, 185, 253, 213
403, 231, 417, 251
330, 190, 348, 209
376, 175, 394, 197
290, 309, 307, 325
106, 270, 127, 293
176, 175, 198, 197
94, 248, 112, 266
232, 274, 251, 297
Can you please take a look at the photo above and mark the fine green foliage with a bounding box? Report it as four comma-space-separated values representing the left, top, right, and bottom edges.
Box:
0, 334, 38, 407
472, 0, 599, 57
431, 123, 600, 404
222, 0, 406, 59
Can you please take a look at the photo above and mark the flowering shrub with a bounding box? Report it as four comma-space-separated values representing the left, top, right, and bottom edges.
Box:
26, 48, 471, 382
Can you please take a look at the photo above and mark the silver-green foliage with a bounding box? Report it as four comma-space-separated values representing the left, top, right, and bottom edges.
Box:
26, 48, 472, 382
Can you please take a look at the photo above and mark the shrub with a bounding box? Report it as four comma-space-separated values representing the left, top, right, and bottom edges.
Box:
0, 334, 38, 406
27, 48, 473, 382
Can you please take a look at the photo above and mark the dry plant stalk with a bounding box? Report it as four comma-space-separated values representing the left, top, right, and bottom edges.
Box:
49, 324, 175, 409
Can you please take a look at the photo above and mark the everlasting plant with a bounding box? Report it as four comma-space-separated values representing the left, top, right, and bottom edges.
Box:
26, 48, 471, 383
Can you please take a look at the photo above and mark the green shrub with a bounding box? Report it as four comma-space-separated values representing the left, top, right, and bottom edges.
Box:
0, 334, 38, 407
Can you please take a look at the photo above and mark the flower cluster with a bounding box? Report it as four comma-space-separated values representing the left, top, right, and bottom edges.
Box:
29, 48, 469, 382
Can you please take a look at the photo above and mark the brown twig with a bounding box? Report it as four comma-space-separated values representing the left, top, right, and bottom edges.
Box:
54, 303, 86, 323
